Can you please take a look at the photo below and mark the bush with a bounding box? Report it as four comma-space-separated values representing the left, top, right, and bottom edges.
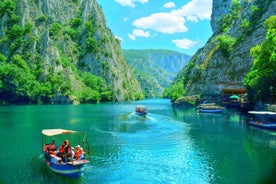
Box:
217, 35, 236, 58
0, 0, 16, 17
49, 22, 62, 36
162, 81, 186, 102
7, 25, 24, 39
70, 18, 82, 28
86, 37, 97, 53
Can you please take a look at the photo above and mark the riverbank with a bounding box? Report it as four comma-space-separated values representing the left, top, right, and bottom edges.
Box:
255, 102, 276, 112
173, 95, 276, 113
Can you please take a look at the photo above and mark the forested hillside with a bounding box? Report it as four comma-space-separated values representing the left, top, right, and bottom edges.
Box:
123, 49, 190, 97
0, 0, 143, 104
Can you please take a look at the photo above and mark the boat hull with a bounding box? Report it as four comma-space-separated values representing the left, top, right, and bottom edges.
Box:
135, 111, 148, 116
249, 120, 276, 130
45, 161, 84, 178
199, 108, 223, 113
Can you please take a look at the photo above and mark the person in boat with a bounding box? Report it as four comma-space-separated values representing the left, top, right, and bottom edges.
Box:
44, 140, 56, 154
57, 144, 65, 159
43, 140, 55, 151
74, 145, 85, 160
63, 140, 69, 148
65, 146, 75, 162
57, 140, 70, 161
49, 148, 62, 164
49, 140, 58, 150
43, 140, 62, 163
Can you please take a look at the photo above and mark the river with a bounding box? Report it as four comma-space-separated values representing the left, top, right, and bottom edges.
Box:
0, 99, 276, 184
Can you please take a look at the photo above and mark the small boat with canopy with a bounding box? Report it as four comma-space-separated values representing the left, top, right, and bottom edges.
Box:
135, 105, 149, 116
248, 111, 276, 130
197, 101, 224, 113
42, 129, 90, 178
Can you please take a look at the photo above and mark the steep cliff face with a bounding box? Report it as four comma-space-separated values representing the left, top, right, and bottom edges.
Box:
123, 49, 190, 97
180, 0, 275, 95
0, 0, 143, 103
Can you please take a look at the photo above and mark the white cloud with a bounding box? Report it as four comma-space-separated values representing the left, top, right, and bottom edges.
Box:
163, 2, 176, 9
131, 0, 212, 35
128, 29, 151, 40
115, 0, 148, 7
172, 0, 212, 22
133, 12, 187, 34
128, 33, 136, 40
172, 38, 198, 49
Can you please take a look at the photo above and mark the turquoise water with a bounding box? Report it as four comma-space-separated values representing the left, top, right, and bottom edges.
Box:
0, 99, 276, 184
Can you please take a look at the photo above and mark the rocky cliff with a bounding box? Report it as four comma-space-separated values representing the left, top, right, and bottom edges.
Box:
178, 0, 275, 95
0, 0, 143, 103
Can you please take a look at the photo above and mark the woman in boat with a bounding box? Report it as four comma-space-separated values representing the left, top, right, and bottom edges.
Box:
75, 145, 85, 160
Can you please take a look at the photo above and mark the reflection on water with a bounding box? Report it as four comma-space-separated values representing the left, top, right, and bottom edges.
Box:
0, 99, 276, 183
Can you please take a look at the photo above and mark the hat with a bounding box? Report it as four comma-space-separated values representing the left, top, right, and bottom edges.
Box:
76, 145, 80, 148
64, 140, 69, 144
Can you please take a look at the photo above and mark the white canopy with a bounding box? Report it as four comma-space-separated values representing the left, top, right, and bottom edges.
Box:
42, 129, 75, 136
248, 111, 276, 115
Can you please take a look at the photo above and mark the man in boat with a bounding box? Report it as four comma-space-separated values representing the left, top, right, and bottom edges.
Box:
57, 140, 70, 161
65, 146, 75, 162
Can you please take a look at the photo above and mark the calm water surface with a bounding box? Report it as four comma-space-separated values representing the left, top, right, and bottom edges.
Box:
0, 99, 276, 184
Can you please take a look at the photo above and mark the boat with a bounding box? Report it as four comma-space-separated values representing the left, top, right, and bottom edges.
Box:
197, 101, 224, 113
42, 129, 90, 178
248, 111, 276, 130
135, 105, 148, 116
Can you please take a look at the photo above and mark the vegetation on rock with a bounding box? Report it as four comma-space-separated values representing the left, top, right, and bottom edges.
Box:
0, 0, 143, 104
165, 0, 275, 103
244, 15, 276, 102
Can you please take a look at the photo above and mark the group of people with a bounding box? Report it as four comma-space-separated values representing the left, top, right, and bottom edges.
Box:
43, 140, 86, 164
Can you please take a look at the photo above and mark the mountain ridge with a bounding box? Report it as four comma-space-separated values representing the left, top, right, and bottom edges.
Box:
123, 49, 190, 97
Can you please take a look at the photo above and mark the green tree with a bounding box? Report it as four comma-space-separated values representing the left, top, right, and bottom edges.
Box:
162, 81, 186, 102
217, 35, 236, 58
244, 15, 276, 102
80, 72, 114, 102
49, 22, 62, 36
0, 0, 16, 17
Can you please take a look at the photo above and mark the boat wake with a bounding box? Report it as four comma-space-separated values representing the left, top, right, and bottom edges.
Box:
127, 112, 157, 122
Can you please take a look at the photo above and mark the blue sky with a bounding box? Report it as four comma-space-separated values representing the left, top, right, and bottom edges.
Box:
97, 0, 213, 56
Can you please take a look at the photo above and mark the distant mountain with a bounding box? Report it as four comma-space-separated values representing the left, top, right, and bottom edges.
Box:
123, 49, 190, 97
